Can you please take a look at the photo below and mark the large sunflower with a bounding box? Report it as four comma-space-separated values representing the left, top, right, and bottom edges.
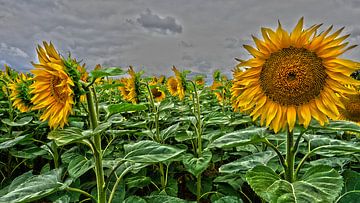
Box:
232, 18, 360, 133
9, 73, 34, 112
30, 42, 75, 129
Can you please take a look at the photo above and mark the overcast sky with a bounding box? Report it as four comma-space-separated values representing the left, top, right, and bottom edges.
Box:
1, 0, 360, 78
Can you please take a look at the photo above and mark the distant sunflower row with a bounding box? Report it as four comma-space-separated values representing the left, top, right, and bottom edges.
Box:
1, 17, 359, 132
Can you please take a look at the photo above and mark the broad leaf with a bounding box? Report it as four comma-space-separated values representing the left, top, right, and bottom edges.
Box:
1, 116, 32, 127
220, 151, 276, 174
124, 196, 147, 203
0, 134, 29, 150
182, 150, 212, 177
106, 103, 148, 117
246, 165, 343, 203
160, 123, 180, 141
90, 67, 124, 78
336, 170, 360, 203
310, 120, 360, 133
48, 127, 90, 147
124, 140, 185, 163
145, 195, 194, 203
67, 155, 94, 179
213, 196, 243, 203
210, 127, 267, 149
0, 169, 63, 203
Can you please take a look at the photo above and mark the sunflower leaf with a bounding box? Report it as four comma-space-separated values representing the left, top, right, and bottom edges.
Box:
246, 165, 343, 203
90, 67, 124, 78
1, 116, 32, 127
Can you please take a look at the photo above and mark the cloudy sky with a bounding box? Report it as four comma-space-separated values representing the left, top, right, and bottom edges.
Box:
1, 0, 360, 78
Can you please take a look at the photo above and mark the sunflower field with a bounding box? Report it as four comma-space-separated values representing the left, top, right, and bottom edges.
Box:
0, 18, 359, 203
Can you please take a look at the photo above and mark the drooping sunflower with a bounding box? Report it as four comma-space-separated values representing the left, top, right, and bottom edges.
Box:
9, 73, 34, 112
211, 80, 226, 105
118, 66, 139, 103
30, 42, 76, 129
151, 87, 166, 102
172, 66, 186, 100
195, 75, 205, 87
337, 88, 360, 124
232, 18, 360, 133
167, 76, 179, 96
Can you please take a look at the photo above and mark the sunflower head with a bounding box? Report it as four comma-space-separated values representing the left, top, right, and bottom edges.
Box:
195, 75, 205, 88
171, 66, 186, 100
231, 18, 360, 133
166, 76, 178, 96
338, 88, 360, 124
9, 73, 34, 112
77, 63, 89, 102
211, 81, 226, 105
30, 41, 81, 129
151, 87, 166, 102
118, 66, 141, 103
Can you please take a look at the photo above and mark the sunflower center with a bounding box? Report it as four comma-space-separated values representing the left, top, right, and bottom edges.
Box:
260, 47, 327, 106
151, 88, 162, 98
50, 76, 68, 104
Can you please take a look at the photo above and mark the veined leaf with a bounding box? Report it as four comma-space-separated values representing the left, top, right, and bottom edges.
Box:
90, 67, 124, 78
48, 127, 90, 147
124, 140, 185, 163
1, 116, 32, 127
0, 134, 30, 150
210, 127, 267, 149
182, 150, 212, 177
246, 165, 343, 203
0, 169, 63, 203
310, 120, 360, 133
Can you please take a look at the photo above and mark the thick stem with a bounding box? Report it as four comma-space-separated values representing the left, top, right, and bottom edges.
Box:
285, 128, 295, 182
159, 163, 165, 189
85, 88, 106, 203
196, 174, 202, 202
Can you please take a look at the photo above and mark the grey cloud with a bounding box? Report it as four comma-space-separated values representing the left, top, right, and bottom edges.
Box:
0, 43, 29, 58
136, 8, 182, 34
179, 40, 193, 48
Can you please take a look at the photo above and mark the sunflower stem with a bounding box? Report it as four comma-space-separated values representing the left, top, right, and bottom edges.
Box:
85, 87, 106, 203
285, 127, 295, 182
189, 80, 203, 202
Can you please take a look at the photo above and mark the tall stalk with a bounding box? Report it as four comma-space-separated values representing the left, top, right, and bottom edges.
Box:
85, 86, 106, 203
143, 82, 166, 189
285, 128, 295, 182
189, 81, 203, 202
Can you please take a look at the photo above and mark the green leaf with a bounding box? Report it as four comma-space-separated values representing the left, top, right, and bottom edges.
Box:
90, 67, 124, 78
335, 170, 360, 203
182, 150, 212, 177
0, 169, 63, 203
246, 165, 343, 203
126, 176, 151, 189
106, 103, 148, 117
124, 196, 147, 203
160, 123, 180, 141
0, 134, 29, 150
145, 195, 194, 203
158, 100, 174, 112
310, 120, 360, 133
220, 151, 276, 174
68, 155, 94, 179
1, 116, 32, 127
93, 122, 112, 135
213, 196, 243, 203
210, 127, 267, 149
124, 140, 186, 163
48, 127, 90, 147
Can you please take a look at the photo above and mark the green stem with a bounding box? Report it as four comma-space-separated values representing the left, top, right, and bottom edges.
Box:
263, 138, 287, 170
285, 128, 295, 182
189, 80, 203, 202
85, 87, 106, 203
65, 187, 96, 201
159, 163, 165, 189
108, 166, 132, 203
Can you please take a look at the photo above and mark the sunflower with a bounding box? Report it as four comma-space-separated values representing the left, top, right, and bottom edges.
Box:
77, 63, 88, 102
231, 18, 360, 133
9, 73, 34, 112
118, 67, 139, 103
167, 76, 179, 96
195, 76, 205, 87
211, 81, 226, 105
338, 89, 360, 124
172, 66, 186, 100
151, 87, 166, 102
30, 42, 75, 129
